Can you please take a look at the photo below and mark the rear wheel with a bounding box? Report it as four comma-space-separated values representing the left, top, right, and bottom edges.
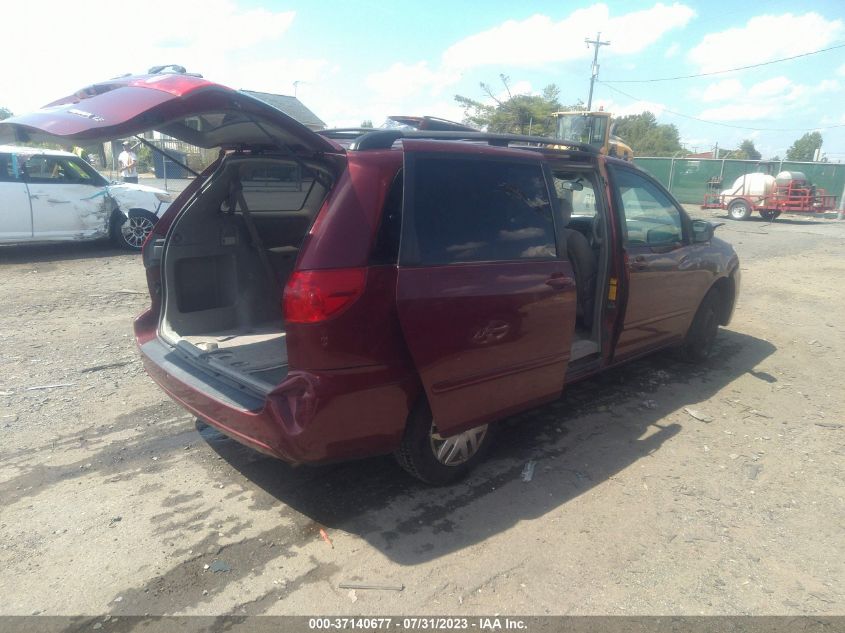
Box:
760, 210, 781, 221
395, 401, 492, 485
728, 199, 752, 221
111, 209, 158, 251
681, 288, 721, 362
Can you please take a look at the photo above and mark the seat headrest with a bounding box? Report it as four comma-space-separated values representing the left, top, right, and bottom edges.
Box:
557, 196, 573, 226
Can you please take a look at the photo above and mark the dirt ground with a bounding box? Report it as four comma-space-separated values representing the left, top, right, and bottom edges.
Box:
1, 207, 843, 618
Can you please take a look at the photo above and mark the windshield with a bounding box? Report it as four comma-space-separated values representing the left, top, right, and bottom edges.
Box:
556, 114, 608, 149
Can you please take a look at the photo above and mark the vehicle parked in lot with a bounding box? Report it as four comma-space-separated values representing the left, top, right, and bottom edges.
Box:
0, 73, 741, 484
0, 145, 172, 250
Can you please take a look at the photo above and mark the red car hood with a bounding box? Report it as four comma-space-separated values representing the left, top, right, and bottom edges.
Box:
0, 74, 342, 155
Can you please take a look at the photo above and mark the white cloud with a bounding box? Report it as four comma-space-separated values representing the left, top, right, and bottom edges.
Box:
596, 98, 666, 117
365, 62, 460, 101
697, 79, 744, 103
226, 59, 333, 96
0, 0, 302, 113
748, 76, 794, 98
697, 76, 840, 121
442, 3, 695, 69
664, 43, 681, 59
699, 103, 780, 122
355, 3, 692, 129
817, 79, 841, 93
506, 81, 534, 96
689, 12, 844, 73
838, 64, 845, 77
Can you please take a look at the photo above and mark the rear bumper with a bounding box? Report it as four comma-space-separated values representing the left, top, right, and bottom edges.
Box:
135, 313, 417, 463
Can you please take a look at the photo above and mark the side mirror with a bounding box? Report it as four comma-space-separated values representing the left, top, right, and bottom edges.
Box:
692, 219, 721, 243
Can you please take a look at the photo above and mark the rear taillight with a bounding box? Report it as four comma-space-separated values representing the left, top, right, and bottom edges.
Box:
283, 268, 367, 324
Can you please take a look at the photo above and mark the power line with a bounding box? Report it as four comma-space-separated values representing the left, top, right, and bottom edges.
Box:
597, 80, 845, 132
602, 42, 845, 83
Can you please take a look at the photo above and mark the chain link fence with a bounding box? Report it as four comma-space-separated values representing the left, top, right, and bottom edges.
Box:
634, 157, 845, 206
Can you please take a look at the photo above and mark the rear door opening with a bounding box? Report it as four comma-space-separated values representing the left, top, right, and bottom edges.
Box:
158, 154, 335, 395
395, 147, 579, 436
0, 73, 346, 397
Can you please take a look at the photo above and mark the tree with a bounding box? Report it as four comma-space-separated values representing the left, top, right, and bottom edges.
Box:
455, 75, 579, 136
360, 120, 374, 128
736, 139, 761, 160
0, 107, 12, 120
786, 132, 823, 161
611, 112, 683, 156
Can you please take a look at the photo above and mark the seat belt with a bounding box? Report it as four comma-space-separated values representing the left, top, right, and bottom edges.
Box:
227, 179, 282, 295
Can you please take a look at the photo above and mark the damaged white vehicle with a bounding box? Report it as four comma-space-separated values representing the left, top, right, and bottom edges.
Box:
0, 145, 172, 250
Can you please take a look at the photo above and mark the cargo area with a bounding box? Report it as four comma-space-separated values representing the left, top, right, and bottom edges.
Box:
158, 155, 334, 394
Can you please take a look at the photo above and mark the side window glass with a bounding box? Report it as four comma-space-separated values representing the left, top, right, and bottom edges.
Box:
62, 158, 94, 183
409, 158, 556, 265
0, 154, 18, 182
22, 156, 101, 185
614, 168, 683, 246
552, 174, 598, 218
370, 168, 403, 265
24, 156, 87, 184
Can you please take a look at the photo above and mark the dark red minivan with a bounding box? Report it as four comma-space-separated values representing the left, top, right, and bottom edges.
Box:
0, 72, 740, 484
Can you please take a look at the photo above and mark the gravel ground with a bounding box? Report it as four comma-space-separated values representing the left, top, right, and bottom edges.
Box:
0, 208, 843, 617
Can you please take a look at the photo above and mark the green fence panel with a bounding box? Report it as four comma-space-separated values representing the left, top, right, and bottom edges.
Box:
781, 162, 845, 198
633, 157, 845, 206
669, 159, 724, 204
720, 160, 767, 194
633, 158, 671, 189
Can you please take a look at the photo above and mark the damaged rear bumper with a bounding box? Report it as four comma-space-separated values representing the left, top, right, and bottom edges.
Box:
134, 313, 416, 464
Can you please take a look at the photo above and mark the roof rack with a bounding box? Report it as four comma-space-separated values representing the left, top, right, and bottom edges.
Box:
318, 128, 380, 140
386, 115, 479, 132
320, 129, 599, 154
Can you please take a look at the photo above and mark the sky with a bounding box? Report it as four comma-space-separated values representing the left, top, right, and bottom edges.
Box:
2, 0, 844, 159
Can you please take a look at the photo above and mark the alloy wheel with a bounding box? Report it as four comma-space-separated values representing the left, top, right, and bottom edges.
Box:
121, 215, 156, 249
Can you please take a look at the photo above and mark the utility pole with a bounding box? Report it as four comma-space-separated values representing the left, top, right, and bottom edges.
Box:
585, 32, 610, 111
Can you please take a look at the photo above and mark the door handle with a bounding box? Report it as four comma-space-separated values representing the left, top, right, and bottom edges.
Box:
29, 193, 45, 199
47, 198, 71, 204
546, 273, 575, 290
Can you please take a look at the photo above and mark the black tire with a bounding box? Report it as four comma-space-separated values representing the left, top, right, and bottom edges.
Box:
111, 209, 158, 251
728, 199, 752, 221
760, 210, 781, 221
394, 400, 492, 485
681, 288, 721, 362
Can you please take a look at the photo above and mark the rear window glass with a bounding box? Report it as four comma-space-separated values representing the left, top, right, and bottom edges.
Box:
405, 157, 556, 265
235, 161, 316, 211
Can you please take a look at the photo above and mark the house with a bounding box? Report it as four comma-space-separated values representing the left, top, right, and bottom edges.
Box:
240, 90, 327, 131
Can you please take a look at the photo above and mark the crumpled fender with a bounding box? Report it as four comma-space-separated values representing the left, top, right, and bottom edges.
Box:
101, 187, 128, 219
